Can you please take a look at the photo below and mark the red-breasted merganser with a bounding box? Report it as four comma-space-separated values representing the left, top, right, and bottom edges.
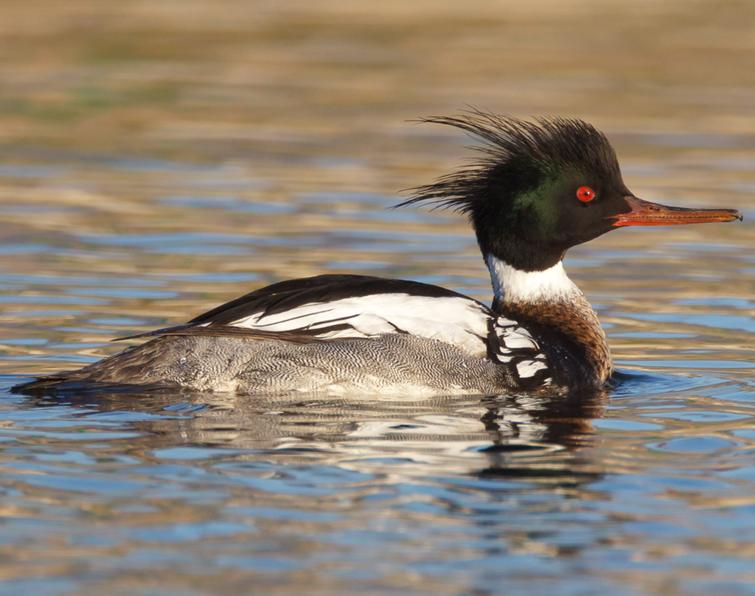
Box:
14, 112, 742, 396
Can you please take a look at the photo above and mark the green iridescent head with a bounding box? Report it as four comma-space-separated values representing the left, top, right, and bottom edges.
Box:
402, 110, 741, 271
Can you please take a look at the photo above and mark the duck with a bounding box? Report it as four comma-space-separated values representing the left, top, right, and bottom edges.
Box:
13, 111, 742, 397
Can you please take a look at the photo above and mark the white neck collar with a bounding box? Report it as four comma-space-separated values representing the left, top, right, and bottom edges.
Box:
485, 255, 581, 304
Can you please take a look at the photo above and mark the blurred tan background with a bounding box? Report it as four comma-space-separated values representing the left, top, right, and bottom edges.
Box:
2, 0, 755, 148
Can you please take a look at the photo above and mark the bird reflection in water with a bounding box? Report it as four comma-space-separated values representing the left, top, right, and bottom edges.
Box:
24, 385, 610, 492
474, 390, 608, 489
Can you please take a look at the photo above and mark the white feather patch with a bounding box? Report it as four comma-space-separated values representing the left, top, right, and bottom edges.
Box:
228, 294, 490, 357
502, 335, 539, 351
516, 359, 549, 378
492, 319, 542, 364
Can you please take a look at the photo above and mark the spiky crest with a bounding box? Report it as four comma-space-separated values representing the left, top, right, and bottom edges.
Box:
399, 109, 620, 213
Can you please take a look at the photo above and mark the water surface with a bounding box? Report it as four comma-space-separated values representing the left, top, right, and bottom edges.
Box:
0, 1, 753, 594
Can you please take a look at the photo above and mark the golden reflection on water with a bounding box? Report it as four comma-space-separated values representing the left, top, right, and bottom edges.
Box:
0, 0, 753, 593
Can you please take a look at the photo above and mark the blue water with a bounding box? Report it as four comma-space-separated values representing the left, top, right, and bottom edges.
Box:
1, 149, 753, 595
0, 369, 753, 594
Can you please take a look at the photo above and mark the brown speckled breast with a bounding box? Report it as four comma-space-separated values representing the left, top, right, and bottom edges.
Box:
495, 292, 612, 386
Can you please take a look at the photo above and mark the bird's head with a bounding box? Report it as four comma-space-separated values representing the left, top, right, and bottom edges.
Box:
401, 111, 742, 271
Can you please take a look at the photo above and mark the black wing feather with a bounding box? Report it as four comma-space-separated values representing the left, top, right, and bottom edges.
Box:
188, 274, 482, 326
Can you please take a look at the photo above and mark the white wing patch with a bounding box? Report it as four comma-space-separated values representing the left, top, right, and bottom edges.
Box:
224, 294, 490, 357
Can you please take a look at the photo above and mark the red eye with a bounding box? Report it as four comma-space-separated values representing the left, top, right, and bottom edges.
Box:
576, 186, 596, 203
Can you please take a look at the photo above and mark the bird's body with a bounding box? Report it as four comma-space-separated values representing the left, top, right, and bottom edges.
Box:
13, 112, 741, 397
38, 332, 504, 397
21, 274, 599, 396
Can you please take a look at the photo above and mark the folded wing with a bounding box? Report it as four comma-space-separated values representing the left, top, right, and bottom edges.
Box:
126, 275, 493, 358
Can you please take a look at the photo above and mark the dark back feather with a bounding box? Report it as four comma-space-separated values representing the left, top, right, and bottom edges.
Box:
188, 274, 479, 326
